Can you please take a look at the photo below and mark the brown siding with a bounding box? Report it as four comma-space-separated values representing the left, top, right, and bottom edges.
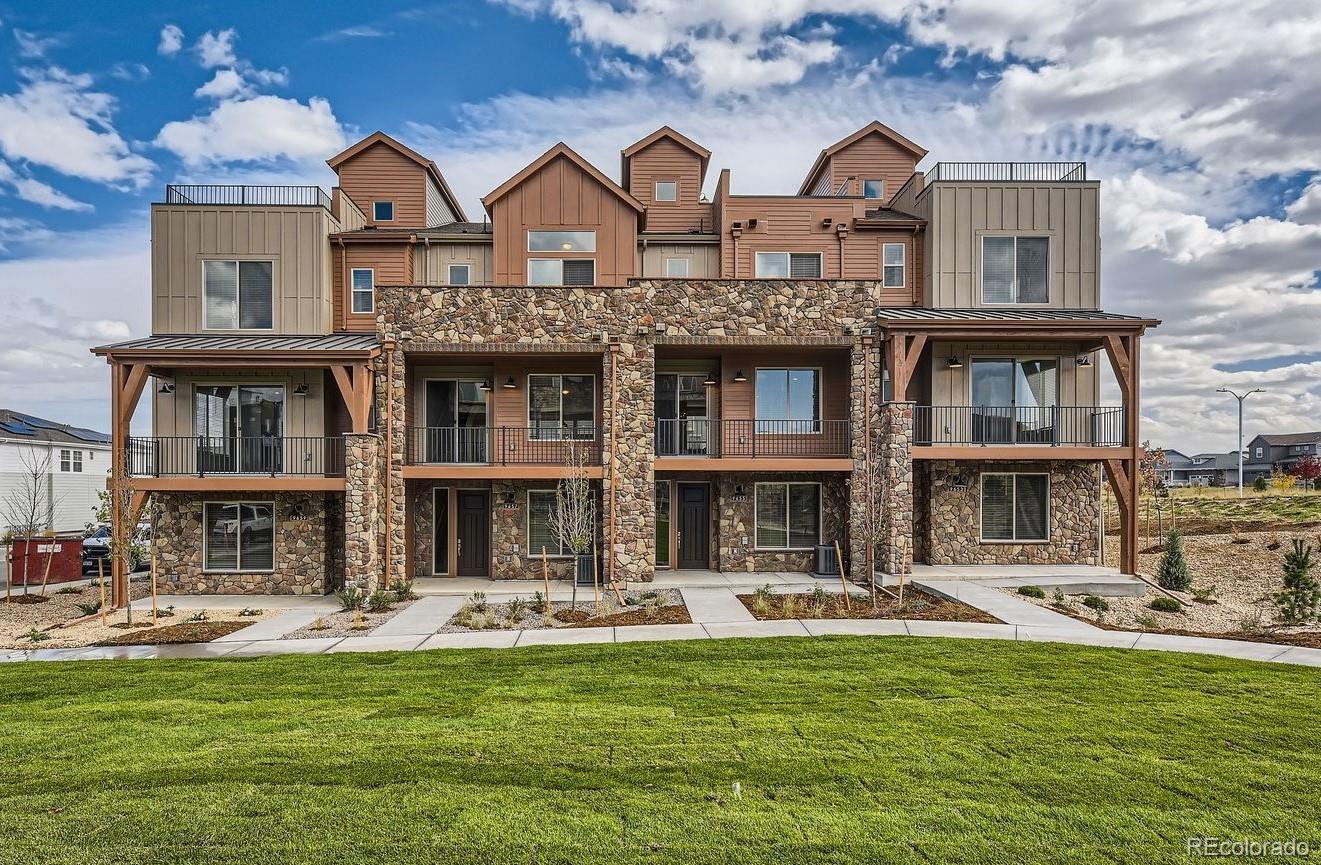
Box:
333, 242, 410, 331
828, 133, 919, 202
627, 138, 714, 233
334, 142, 428, 228
490, 154, 638, 286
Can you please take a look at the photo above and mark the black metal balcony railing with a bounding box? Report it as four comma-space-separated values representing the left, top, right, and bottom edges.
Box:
925, 162, 1087, 183
163, 184, 333, 210
406, 426, 602, 465
912, 406, 1125, 447
655, 419, 851, 458
127, 436, 346, 477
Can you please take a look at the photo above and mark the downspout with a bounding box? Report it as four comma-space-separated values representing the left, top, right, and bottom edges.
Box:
607, 342, 619, 586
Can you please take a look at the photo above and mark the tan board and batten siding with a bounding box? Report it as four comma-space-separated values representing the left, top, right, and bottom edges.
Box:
334, 142, 428, 228
919, 182, 1100, 309
627, 138, 714, 233
413, 243, 494, 285
152, 368, 329, 439
638, 242, 720, 278
150, 204, 333, 335
489, 154, 638, 286
926, 343, 1100, 406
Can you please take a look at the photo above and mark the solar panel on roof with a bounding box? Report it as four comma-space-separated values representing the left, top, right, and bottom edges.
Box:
0, 420, 37, 436
9, 411, 59, 429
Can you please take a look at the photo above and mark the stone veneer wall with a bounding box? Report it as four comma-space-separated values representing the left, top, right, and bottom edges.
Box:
377, 281, 885, 584
153, 491, 328, 594
876, 403, 914, 576
922, 460, 1101, 565
344, 433, 381, 589
714, 473, 847, 572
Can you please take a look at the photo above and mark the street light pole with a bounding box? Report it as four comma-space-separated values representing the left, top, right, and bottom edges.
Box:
1216, 387, 1265, 497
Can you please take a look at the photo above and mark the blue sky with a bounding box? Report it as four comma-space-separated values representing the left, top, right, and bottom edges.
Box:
1, 0, 1319, 453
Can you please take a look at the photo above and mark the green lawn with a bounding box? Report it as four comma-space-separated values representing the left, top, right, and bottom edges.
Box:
1, 637, 1318, 864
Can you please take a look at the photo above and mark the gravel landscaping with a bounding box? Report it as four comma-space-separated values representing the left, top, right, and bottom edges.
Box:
283, 598, 419, 639
739, 585, 1000, 623
439, 588, 688, 632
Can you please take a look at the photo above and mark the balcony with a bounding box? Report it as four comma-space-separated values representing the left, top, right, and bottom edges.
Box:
655, 419, 851, 463
163, 184, 333, 209
923, 162, 1087, 183
405, 427, 603, 475
125, 436, 346, 491
912, 406, 1126, 454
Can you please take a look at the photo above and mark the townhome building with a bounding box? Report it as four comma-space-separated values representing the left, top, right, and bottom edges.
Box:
1242, 432, 1321, 482
92, 121, 1157, 603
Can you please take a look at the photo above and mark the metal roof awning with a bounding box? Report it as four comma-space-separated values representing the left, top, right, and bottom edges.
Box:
873, 307, 1159, 339
92, 333, 382, 365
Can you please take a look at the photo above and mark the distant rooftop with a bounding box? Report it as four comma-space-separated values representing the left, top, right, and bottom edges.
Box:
0, 409, 110, 446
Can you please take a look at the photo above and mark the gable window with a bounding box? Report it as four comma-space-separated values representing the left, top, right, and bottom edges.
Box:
755, 368, 820, 433
654, 180, 678, 202
664, 257, 689, 277
755, 482, 821, 550
203, 260, 273, 330
350, 268, 374, 314
863, 179, 885, 200
203, 501, 275, 571
982, 236, 1048, 304
528, 374, 594, 441
1255, 446, 1264, 458
448, 264, 471, 285
528, 259, 595, 286
882, 242, 905, 288
527, 230, 596, 252
372, 201, 394, 221
754, 251, 822, 278
980, 473, 1049, 542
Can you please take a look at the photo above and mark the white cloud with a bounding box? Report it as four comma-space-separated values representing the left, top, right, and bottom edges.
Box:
155, 95, 347, 166
314, 25, 390, 42
13, 29, 59, 59
194, 68, 252, 100
158, 23, 183, 56
1285, 180, 1321, 226
0, 67, 152, 187
194, 29, 238, 68
0, 216, 53, 251
109, 61, 151, 81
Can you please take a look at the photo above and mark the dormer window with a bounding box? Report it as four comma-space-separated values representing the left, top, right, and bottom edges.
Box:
373, 201, 394, 221
654, 180, 677, 202
863, 179, 885, 200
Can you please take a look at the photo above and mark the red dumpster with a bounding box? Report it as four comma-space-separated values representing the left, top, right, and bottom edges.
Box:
7, 537, 85, 585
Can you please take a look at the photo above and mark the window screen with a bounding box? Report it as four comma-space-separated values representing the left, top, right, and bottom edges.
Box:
237, 261, 273, 329
883, 243, 905, 287
982, 237, 1048, 304
204, 502, 275, 571
863, 179, 885, 199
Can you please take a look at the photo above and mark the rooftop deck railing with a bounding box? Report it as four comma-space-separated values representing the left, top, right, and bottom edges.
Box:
163, 184, 333, 209
406, 426, 602, 465
126, 436, 346, 477
924, 162, 1088, 183
912, 406, 1125, 447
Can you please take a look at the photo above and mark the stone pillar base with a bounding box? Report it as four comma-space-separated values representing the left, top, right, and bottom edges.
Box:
344, 432, 382, 591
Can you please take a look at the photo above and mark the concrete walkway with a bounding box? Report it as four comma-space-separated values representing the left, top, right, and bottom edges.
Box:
678, 587, 756, 623
915, 580, 1092, 631
369, 596, 466, 636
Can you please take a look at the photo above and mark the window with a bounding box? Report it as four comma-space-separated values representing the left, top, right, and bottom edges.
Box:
1255, 446, 1264, 458
203, 501, 275, 571
528, 258, 595, 286
755, 368, 820, 433
755, 483, 821, 550
654, 481, 671, 567
969, 358, 1058, 444
448, 264, 470, 285
863, 179, 885, 200
71, 450, 82, 472
883, 242, 905, 288
664, 257, 689, 277
203, 260, 273, 329
59, 449, 71, 472
654, 181, 677, 202
350, 268, 374, 314
528, 490, 582, 557
528, 374, 594, 440
193, 385, 285, 473
373, 201, 394, 221
527, 230, 596, 252
754, 252, 822, 278
982, 236, 1049, 304
980, 474, 1049, 542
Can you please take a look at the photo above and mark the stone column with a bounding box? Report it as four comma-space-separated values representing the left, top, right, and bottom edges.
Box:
847, 338, 882, 583
601, 340, 655, 583
344, 432, 382, 591
380, 349, 408, 586
877, 402, 914, 578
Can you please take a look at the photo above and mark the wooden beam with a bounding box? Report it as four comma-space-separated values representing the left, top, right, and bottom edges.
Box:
110, 361, 127, 607
887, 333, 909, 401
330, 364, 354, 410
902, 334, 927, 381
1102, 459, 1132, 515
119, 363, 151, 421
351, 363, 373, 433
1103, 334, 1133, 405
129, 477, 347, 492
127, 490, 149, 528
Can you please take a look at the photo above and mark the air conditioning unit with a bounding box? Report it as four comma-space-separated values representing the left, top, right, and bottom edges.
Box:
813, 544, 839, 577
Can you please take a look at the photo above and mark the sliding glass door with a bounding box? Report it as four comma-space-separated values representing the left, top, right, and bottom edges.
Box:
655, 374, 711, 456
193, 385, 284, 473
970, 359, 1058, 444
424, 380, 489, 463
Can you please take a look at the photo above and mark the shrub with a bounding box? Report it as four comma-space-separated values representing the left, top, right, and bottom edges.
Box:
1082, 595, 1109, 612
55, 585, 83, 595
1051, 587, 1068, 606
810, 585, 829, 610
1156, 531, 1192, 591
1266, 533, 1283, 551
76, 600, 102, 616
754, 584, 776, 602
531, 590, 549, 614
336, 586, 365, 611
506, 596, 528, 623
752, 595, 771, 617
640, 595, 663, 617
238, 607, 262, 617
23, 628, 48, 643
1276, 539, 1321, 624
1017, 585, 1046, 599
309, 616, 331, 631
157, 605, 175, 618
390, 579, 417, 602
1149, 596, 1183, 613
186, 611, 209, 623
1135, 612, 1159, 630
467, 591, 488, 612
780, 594, 799, 619
1190, 584, 1217, 604
1270, 472, 1297, 492
366, 591, 395, 613
1253, 475, 1268, 492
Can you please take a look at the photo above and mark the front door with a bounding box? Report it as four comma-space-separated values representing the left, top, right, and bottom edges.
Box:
456, 489, 490, 577
676, 482, 710, 569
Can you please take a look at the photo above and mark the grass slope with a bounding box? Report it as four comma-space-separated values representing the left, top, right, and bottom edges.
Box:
1, 637, 1318, 864
1107, 491, 1321, 535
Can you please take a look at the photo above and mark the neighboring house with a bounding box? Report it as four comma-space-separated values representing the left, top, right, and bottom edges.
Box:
1162, 451, 1241, 487
91, 121, 1157, 602
0, 409, 111, 534
1243, 432, 1321, 481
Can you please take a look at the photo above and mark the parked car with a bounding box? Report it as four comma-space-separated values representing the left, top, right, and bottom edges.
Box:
81, 523, 150, 573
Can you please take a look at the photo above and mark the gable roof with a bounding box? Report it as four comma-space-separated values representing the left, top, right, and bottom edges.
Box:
797, 121, 929, 195
326, 131, 467, 222
1255, 431, 1321, 446
481, 142, 644, 214
0, 408, 110, 446
620, 126, 711, 188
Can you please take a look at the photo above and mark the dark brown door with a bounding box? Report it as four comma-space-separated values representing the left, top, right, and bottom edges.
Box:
676, 483, 710, 569
456, 490, 489, 577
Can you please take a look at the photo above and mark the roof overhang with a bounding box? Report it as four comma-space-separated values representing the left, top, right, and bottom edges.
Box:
92, 334, 382, 367
874, 308, 1160, 342
327, 131, 468, 222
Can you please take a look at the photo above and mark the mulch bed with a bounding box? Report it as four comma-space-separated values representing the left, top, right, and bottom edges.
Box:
737, 588, 1001, 623
95, 621, 252, 646
555, 605, 692, 628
